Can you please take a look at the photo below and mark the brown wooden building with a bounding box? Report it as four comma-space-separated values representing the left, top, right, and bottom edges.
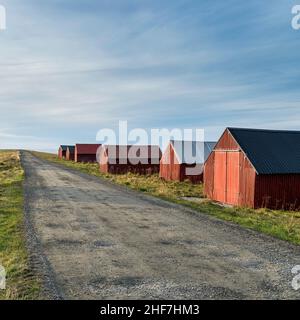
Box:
204, 128, 300, 210
160, 141, 216, 184
98, 145, 161, 175
75, 144, 101, 163
66, 146, 75, 161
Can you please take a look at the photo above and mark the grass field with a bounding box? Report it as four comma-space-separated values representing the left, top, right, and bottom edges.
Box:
0, 151, 40, 299
33, 151, 300, 245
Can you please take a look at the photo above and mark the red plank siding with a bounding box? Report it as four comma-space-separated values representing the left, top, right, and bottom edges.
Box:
204, 129, 256, 208
160, 142, 203, 184
58, 147, 66, 159
204, 128, 300, 210
75, 144, 101, 163
226, 152, 240, 206
255, 174, 300, 210
213, 151, 227, 203
99, 145, 161, 175
214, 129, 239, 151
238, 152, 256, 208
66, 148, 75, 161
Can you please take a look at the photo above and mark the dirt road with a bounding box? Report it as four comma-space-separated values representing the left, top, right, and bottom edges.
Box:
21, 151, 300, 299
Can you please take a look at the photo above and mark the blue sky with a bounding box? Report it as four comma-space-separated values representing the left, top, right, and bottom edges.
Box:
0, 0, 299, 151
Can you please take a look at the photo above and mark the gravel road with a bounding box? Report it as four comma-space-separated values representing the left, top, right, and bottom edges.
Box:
21, 151, 300, 300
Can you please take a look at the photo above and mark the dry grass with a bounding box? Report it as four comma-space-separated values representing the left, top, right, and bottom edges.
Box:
33, 151, 300, 245
0, 151, 40, 300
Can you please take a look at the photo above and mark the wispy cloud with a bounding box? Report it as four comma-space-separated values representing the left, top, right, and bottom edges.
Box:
0, 0, 299, 150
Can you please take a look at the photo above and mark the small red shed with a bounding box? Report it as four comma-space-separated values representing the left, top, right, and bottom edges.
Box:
75, 144, 101, 163
66, 146, 75, 161
98, 145, 162, 175
160, 141, 216, 184
204, 128, 300, 210
58, 145, 70, 159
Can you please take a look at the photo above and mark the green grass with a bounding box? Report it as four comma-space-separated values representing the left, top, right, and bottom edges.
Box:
0, 151, 40, 300
33, 151, 300, 245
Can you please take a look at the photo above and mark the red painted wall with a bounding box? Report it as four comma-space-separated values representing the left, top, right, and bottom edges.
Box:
205, 128, 300, 210
99, 147, 160, 175
75, 154, 97, 163
66, 149, 75, 161
75, 144, 101, 163
255, 174, 300, 210
204, 129, 256, 208
58, 147, 66, 159
214, 129, 239, 151
160, 143, 203, 184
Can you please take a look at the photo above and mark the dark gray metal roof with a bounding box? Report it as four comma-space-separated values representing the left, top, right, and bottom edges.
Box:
67, 146, 75, 152
60, 145, 69, 151
171, 141, 217, 164
228, 128, 300, 174
60, 145, 74, 152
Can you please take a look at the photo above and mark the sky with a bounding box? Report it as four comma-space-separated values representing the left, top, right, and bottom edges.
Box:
0, 0, 300, 151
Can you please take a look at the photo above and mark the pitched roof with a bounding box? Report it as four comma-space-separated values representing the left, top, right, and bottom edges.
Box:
67, 146, 75, 153
101, 145, 161, 160
171, 141, 216, 164
75, 144, 101, 154
228, 128, 300, 174
60, 145, 72, 152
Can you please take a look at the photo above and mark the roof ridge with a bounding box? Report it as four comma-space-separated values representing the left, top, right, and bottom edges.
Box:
103, 144, 160, 147
171, 140, 215, 143
226, 127, 300, 174
228, 127, 300, 134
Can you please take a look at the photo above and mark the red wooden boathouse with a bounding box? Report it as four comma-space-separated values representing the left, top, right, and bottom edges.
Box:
204, 128, 300, 210
66, 146, 75, 161
98, 145, 162, 175
160, 141, 216, 184
58, 145, 71, 159
75, 144, 101, 163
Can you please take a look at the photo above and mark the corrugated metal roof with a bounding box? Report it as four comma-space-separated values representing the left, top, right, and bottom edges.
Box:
60, 145, 72, 152
102, 145, 161, 160
228, 128, 300, 174
76, 144, 101, 154
171, 141, 216, 164
67, 146, 75, 153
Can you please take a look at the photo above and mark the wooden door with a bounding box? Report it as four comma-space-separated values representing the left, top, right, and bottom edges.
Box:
226, 152, 240, 205
213, 151, 227, 203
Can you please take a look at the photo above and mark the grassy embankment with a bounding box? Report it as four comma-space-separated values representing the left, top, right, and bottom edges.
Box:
33, 151, 300, 245
0, 151, 40, 299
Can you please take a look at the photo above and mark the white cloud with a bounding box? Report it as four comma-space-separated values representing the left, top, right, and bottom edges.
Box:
0, 0, 299, 150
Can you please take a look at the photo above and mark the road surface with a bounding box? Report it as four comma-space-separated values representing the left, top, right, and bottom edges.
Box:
21, 151, 300, 299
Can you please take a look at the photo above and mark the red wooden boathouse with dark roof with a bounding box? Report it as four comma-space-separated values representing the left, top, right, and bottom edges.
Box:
58, 145, 72, 159
160, 140, 216, 184
75, 144, 101, 163
66, 146, 75, 161
98, 145, 161, 175
204, 128, 300, 210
